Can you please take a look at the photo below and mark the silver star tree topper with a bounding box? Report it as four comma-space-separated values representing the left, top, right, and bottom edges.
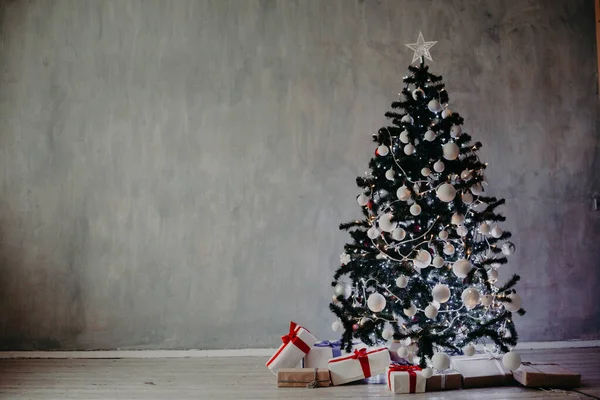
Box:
405, 31, 437, 63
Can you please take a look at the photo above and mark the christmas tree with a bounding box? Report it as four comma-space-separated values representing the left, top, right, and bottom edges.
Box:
330, 33, 524, 369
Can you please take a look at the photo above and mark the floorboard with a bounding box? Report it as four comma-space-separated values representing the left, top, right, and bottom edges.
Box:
0, 348, 598, 399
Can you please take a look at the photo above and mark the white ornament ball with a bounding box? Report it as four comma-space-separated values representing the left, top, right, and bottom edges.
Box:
400, 130, 410, 143
400, 338, 412, 347
424, 304, 438, 319
479, 223, 490, 235
395, 275, 408, 288
432, 284, 451, 303
442, 108, 453, 119
432, 352, 451, 371
403, 303, 417, 317
357, 193, 369, 206
410, 203, 421, 216
438, 230, 449, 240
491, 226, 503, 238
453, 259, 472, 278
463, 344, 476, 357
404, 144, 415, 155
412, 88, 425, 100
451, 213, 465, 225
443, 243, 455, 255
442, 142, 460, 160
431, 300, 441, 309
334, 283, 352, 299
504, 293, 522, 312
424, 130, 436, 141
421, 167, 431, 177
461, 287, 481, 309
367, 292, 387, 312
481, 294, 493, 306
397, 185, 411, 201
331, 320, 343, 332
385, 169, 395, 181
377, 145, 389, 156
428, 99, 442, 113
502, 242, 516, 255
460, 169, 472, 180
401, 115, 414, 124
471, 183, 484, 195
367, 226, 380, 239
397, 346, 409, 358
488, 269, 499, 282
414, 249, 432, 269
502, 351, 522, 370
392, 227, 406, 241
382, 328, 394, 340
456, 225, 468, 237
432, 256, 445, 268
421, 367, 434, 379
451, 125, 462, 138
436, 183, 457, 203
462, 191, 474, 204
378, 213, 396, 232
433, 161, 445, 174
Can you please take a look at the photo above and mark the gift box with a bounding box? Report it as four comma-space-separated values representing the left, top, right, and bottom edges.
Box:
303, 340, 365, 369
277, 368, 331, 388
426, 371, 462, 391
451, 355, 515, 388
512, 362, 581, 388
303, 341, 343, 369
328, 347, 390, 386
386, 364, 425, 394
266, 321, 318, 375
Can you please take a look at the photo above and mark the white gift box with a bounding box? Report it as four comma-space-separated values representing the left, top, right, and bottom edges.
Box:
328, 347, 390, 385
303, 341, 365, 369
387, 365, 426, 394
266, 321, 317, 375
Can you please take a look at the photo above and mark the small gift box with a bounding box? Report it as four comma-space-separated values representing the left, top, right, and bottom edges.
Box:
277, 368, 331, 388
303, 340, 343, 369
266, 321, 318, 375
426, 371, 462, 391
328, 347, 390, 386
451, 355, 515, 388
512, 362, 581, 388
303, 340, 365, 369
386, 364, 425, 394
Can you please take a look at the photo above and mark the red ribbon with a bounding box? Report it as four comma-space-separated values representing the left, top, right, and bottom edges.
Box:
387, 364, 422, 392
352, 348, 372, 378
266, 321, 310, 367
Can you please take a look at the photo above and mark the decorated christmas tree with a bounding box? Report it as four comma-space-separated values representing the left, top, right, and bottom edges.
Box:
330, 33, 524, 370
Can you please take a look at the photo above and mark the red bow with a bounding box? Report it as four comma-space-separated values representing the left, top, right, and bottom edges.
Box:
280, 321, 310, 354
388, 364, 422, 392
352, 348, 371, 378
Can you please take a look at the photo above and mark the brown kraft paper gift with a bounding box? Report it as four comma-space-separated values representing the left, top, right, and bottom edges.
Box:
451, 355, 515, 388
512, 362, 581, 388
426, 371, 462, 391
277, 368, 331, 388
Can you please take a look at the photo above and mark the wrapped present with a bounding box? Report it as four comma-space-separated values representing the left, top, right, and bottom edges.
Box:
386, 364, 425, 394
426, 371, 462, 391
512, 362, 581, 389
303, 340, 343, 369
451, 355, 515, 388
266, 321, 318, 375
328, 347, 390, 386
303, 340, 364, 368
277, 368, 331, 388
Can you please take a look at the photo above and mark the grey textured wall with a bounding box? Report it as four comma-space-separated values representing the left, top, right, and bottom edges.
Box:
0, 0, 597, 350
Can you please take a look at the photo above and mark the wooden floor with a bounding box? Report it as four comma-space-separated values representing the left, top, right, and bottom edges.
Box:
0, 348, 598, 399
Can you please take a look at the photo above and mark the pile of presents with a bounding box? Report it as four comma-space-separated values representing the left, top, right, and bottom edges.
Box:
267, 322, 581, 393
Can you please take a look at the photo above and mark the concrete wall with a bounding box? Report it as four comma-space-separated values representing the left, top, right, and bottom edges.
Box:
0, 0, 597, 350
